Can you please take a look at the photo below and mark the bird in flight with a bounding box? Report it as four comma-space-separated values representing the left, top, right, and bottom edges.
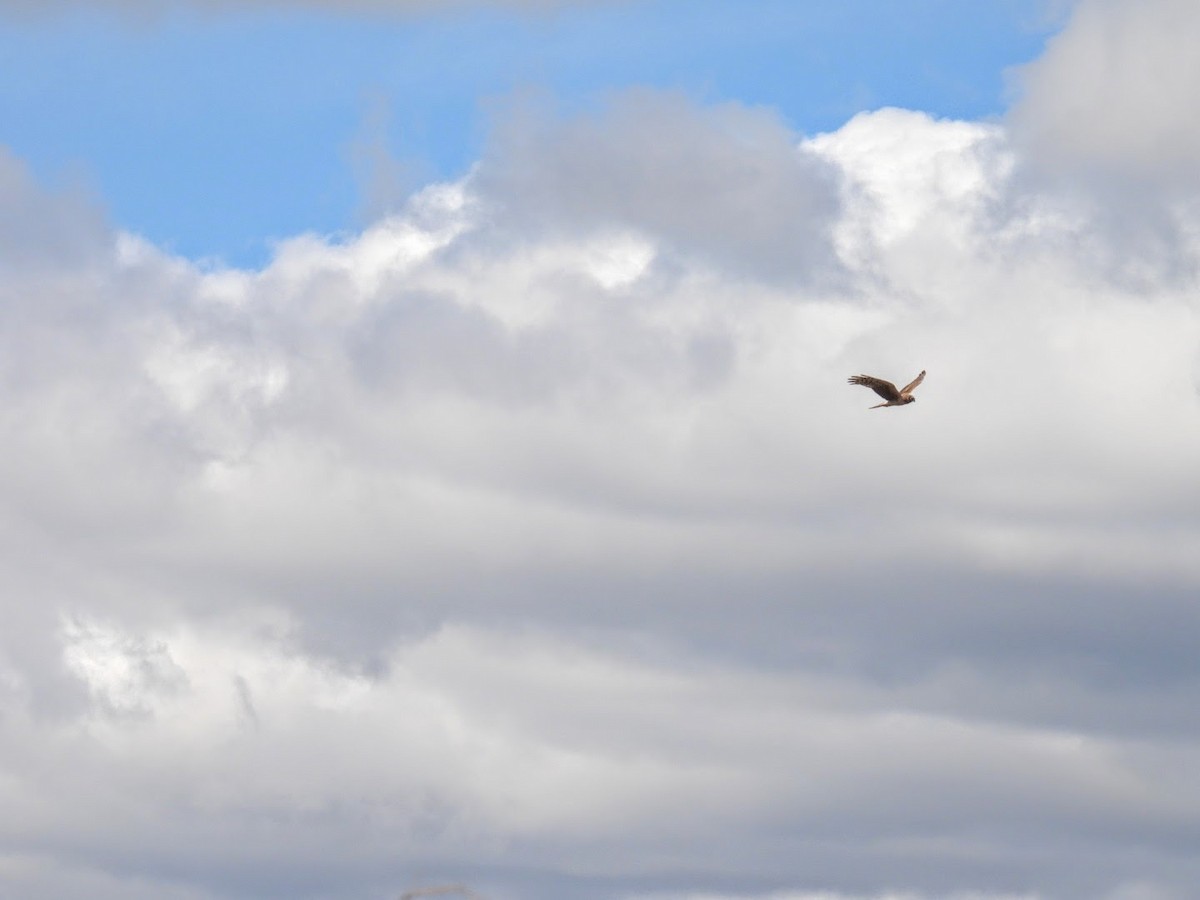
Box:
847, 369, 926, 408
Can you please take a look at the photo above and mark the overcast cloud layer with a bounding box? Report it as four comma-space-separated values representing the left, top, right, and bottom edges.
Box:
2, 1, 1200, 899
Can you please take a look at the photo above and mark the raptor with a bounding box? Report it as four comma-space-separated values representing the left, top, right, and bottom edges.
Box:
847, 370, 926, 408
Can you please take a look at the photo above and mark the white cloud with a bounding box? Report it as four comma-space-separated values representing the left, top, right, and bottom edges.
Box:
3, 6, 1200, 896
19, 619, 1190, 896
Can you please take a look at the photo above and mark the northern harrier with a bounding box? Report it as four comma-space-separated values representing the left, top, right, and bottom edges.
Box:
847, 370, 925, 408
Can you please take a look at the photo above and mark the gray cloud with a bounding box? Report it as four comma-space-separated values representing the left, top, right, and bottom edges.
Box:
1008, 0, 1200, 190
1006, 0, 1200, 284
468, 90, 847, 285
0, 150, 111, 269
3, 7, 1200, 897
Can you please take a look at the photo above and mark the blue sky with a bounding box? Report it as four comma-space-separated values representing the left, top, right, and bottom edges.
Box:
1, 0, 1056, 266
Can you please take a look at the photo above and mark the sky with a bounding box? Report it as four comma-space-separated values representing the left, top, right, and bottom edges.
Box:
1, 0, 1056, 266
1, 2, 1200, 900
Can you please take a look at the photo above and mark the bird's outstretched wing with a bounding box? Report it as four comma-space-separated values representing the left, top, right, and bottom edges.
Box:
900, 370, 926, 395
847, 374, 901, 402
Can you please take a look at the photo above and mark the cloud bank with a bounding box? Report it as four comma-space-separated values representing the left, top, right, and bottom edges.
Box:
2, 2, 1200, 899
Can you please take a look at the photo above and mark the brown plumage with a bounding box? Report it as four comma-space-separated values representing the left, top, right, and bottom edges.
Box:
847, 370, 925, 409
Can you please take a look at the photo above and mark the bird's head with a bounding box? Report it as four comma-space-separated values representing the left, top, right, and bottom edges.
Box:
906, 396, 916, 404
